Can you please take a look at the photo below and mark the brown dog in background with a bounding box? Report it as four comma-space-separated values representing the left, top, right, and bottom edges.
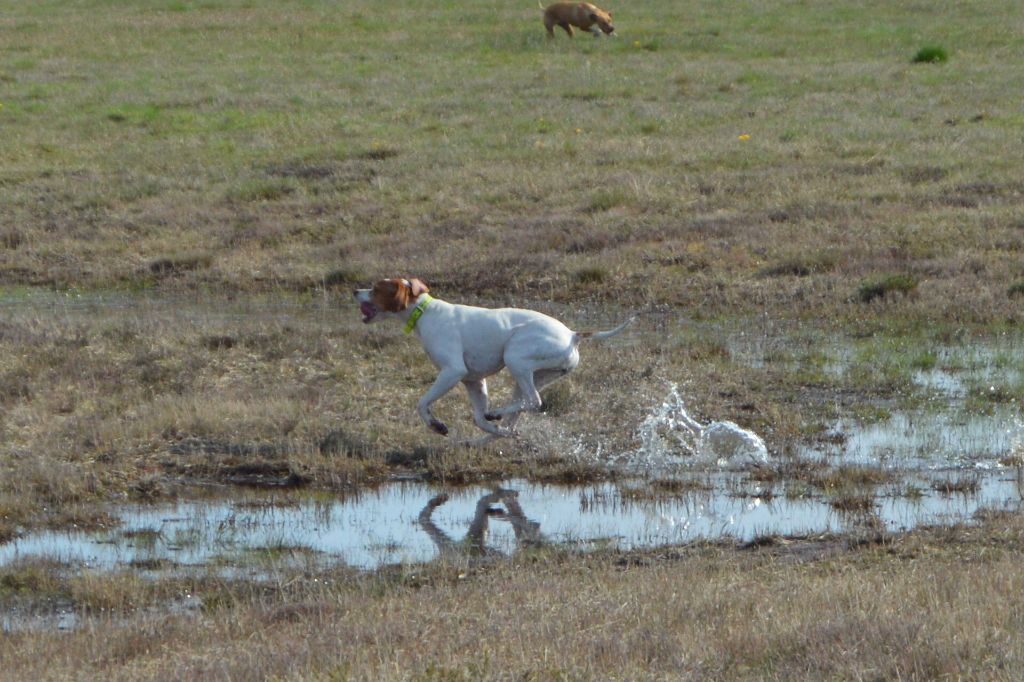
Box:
541, 2, 616, 38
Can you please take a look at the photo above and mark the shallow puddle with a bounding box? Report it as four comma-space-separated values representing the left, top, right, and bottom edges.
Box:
1, 473, 1021, 575
810, 409, 1023, 468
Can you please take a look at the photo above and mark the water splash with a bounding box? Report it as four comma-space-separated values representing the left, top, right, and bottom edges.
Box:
634, 384, 769, 468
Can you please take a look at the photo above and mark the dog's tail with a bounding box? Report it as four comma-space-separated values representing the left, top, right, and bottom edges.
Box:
574, 316, 635, 344
538, 0, 545, 9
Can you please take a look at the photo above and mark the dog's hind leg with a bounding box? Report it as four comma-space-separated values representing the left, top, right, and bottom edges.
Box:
534, 367, 571, 394
485, 365, 573, 422
464, 379, 513, 438
484, 332, 579, 422
479, 367, 567, 435
483, 367, 539, 422
491, 384, 525, 432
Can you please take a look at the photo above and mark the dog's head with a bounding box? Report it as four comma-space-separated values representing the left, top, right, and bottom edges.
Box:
587, 4, 615, 34
353, 278, 430, 323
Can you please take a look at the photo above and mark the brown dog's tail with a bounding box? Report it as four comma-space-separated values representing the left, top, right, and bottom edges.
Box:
573, 316, 635, 345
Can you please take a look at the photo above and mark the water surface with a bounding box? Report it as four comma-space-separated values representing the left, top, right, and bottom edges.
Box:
2, 474, 1020, 574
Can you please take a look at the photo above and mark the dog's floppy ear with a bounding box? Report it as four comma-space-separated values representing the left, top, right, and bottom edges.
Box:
408, 278, 430, 298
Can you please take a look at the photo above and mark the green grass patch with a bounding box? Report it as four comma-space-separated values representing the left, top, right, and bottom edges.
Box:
857, 274, 918, 303
574, 266, 608, 285
148, 252, 214, 276
912, 45, 949, 64
909, 351, 938, 371
227, 178, 296, 202
758, 253, 837, 278
968, 383, 1021, 405
585, 189, 630, 212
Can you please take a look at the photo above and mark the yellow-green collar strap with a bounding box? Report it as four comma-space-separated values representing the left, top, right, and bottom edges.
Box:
403, 294, 433, 335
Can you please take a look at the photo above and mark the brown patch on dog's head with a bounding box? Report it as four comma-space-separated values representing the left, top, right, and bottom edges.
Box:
370, 278, 430, 312
370, 279, 406, 312
356, 278, 430, 323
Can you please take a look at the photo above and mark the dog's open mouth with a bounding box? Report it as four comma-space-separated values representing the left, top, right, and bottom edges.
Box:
360, 301, 378, 323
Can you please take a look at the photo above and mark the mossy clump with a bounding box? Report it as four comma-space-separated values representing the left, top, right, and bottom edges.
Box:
574, 266, 608, 285
148, 252, 213, 276
858, 274, 918, 303
912, 45, 948, 64
759, 253, 837, 278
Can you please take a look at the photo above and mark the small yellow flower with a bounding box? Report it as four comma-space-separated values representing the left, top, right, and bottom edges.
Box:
738, 134, 751, 141
575, 128, 582, 134
634, 40, 641, 47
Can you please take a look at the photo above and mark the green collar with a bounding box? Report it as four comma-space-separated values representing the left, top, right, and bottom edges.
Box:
403, 294, 433, 335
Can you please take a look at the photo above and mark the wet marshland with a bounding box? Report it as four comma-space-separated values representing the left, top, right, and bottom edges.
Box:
1, 292, 1023, 627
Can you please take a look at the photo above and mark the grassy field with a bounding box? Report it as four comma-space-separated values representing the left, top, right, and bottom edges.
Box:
2, 0, 1024, 677
2, 0, 1022, 320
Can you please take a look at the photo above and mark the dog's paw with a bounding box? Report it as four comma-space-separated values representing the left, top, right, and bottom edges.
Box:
429, 419, 449, 436
484, 412, 502, 422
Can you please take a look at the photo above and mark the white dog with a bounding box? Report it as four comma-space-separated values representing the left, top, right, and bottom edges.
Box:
354, 277, 632, 439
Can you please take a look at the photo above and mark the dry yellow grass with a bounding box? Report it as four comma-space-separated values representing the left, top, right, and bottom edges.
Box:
3, 517, 1024, 680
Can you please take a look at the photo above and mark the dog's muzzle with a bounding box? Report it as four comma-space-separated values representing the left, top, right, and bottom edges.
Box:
354, 289, 378, 323
360, 301, 378, 323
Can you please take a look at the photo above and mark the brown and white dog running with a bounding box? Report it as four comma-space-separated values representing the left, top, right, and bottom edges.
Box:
354, 277, 632, 442
541, 1, 616, 38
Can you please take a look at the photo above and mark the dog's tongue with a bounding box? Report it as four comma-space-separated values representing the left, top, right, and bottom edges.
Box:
360, 301, 376, 322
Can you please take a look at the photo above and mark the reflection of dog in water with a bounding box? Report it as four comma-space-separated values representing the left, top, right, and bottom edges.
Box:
418, 489, 542, 558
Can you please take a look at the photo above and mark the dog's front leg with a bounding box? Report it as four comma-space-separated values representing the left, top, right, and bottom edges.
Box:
418, 367, 466, 435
